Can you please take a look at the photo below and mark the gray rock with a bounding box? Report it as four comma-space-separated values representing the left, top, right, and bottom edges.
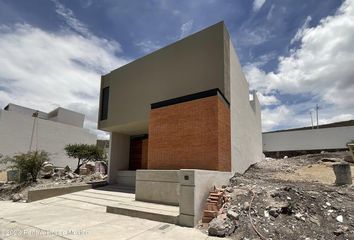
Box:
226, 210, 239, 220
225, 186, 234, 193
295, 213, 305, 221
309, 215, 320, 226
67, 172, 75, 179
269, 208, 279, 218
333, 225, 348, 236
208, 216, 236, 237
42, 162, 54, 172
11, 193, 23, 202
64, 165, 71, 173
41, 163, 54, 178
242, 202, 250, 211
51, 173, 60, 179
344, 155, 354, 163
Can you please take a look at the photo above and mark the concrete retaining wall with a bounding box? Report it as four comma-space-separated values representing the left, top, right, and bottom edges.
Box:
178, 169, 232, 227
116, 170, 136, 188
134, 169, 231, 227
27, 181, 107, 202
135, 170, 179, 206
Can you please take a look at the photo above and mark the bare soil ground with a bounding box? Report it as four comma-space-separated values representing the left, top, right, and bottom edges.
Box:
0, 173, 105, 201
201, 152, 354, 239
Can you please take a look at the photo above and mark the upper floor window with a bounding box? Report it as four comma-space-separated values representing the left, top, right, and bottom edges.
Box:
100, 87, 109, 120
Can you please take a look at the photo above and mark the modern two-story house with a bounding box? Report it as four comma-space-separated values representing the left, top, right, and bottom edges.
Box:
97, 22, 262, 226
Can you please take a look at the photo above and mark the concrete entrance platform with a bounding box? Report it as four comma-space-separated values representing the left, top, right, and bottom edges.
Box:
0, 190, 217, 239
47, 185, 179, 224
106, 200, 179, 224
90, 185, 179, 224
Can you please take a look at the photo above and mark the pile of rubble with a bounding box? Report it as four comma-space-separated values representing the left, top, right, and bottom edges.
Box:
0, 161, 107, 202
201, 152, 354, 239
40, 162, 107, 184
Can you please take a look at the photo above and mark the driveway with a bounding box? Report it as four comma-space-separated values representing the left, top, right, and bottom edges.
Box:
0, 190, 216, 240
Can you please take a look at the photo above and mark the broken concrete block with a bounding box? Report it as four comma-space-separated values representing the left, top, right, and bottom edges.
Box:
226, 210, 239, 220
67, 173, 75, 179
11, 193, 24, 202
333, 162, 352, 185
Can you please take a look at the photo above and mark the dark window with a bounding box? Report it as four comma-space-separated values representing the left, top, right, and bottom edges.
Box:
100, 87, 109, 120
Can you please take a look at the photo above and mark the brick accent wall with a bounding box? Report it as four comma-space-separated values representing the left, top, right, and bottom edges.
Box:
217, 98, 231, 171
147, 95, 231, 171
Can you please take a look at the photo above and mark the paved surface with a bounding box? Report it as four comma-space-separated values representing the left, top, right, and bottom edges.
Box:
0, 188, 217, 240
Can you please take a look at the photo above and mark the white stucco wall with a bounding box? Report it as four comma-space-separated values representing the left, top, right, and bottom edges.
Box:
229, 40, 263, 173
0, 110, 96, 169
108, 132, 130, 183
263, 126, 354, 152
98, 22, 226, 135
48, 108, 85, 127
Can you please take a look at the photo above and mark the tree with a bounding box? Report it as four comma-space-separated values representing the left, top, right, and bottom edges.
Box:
0, 151, 49, 182
64, 144, 105, 174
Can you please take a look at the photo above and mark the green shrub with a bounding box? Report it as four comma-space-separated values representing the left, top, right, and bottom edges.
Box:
64, 144, 105, 174
1, 151, 49, 182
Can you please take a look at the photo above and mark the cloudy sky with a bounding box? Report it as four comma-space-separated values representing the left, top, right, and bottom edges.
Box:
0, 0, 353, 138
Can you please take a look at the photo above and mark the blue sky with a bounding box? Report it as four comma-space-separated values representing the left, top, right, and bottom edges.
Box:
0, 0, 353, 138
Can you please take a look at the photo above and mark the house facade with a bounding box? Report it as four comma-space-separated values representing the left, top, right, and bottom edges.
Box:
97, 22, 262, 226
98, 21, 262, 177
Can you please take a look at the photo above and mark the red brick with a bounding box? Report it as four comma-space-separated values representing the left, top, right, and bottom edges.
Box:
147, 95, 231, 171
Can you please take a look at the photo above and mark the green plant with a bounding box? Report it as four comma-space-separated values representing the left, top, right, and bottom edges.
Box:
64, 144, 105, 174
0, 151, 49, 182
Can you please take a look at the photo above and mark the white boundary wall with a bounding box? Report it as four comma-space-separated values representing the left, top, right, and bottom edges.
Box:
0, 110, 96, 169
263, 126, 354, 152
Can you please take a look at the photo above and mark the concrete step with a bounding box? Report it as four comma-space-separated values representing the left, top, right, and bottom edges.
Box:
116, 170, 136, 188
106, 201, 179, 225
95, 184, 135, 193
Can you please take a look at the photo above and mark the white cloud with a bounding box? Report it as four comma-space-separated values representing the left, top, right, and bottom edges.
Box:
136, 40, 162, 54
320, 113, 354, 125
245, 0, 354, 131
0, 2, 128, 140
180, 19, 194, 38
257, 92, 279, 106
238, 27, 272, 46
261, 105, 290, 131
52, 0, 90, 37
266, 4, 275, 20
253, 0, 266, 12
290, 16, 312, 44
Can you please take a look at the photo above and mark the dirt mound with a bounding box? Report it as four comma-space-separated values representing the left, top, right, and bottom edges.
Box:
200, 152, 354, 239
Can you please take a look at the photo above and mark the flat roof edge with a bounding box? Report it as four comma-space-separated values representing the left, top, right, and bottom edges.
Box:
151, 88, 229, 110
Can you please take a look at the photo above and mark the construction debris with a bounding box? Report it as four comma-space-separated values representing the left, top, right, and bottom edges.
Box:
0, 164, 107, 202
201, 152, 354, 239
202, 187, 226, 223
333, 162, 352, 185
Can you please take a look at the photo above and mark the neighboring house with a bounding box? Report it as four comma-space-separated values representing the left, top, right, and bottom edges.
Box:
263, 120, 354, 157
97, 22, 262, 226
0, 103, 97, 170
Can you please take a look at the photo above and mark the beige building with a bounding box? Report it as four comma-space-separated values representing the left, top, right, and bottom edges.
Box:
98, 22, 262, 226
0, 103, 97, 171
